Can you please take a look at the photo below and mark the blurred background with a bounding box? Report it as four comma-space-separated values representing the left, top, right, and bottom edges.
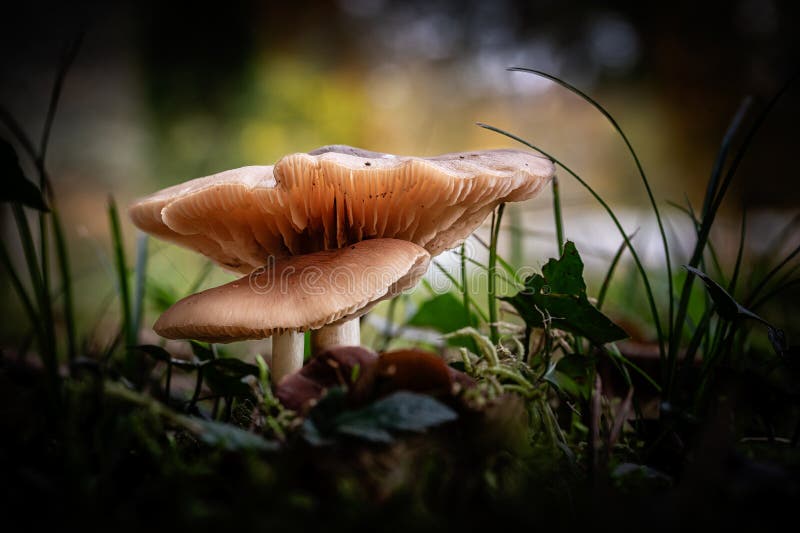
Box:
1, 0, 799, 348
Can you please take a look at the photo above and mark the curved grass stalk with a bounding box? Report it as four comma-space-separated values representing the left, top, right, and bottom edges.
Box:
432, 261, 490, 323
746, 242, 800, 308
477, 122, 666, 362
671, 76, 798, 396
470, 233, 525, 284
488, 204, 506, 345
462, 255, 521, 289
460, 242, 471, 330
0, 241, 41, 336
508, 67, 673, 343
552, 175, 565, 253
597, 229, 639, 310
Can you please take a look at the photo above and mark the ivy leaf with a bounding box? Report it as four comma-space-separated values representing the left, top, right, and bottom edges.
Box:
502, 241, 627, 345
0, 138, 49, 211
303, 389, 458, 445
334, 391, 457, 442
195, 419, 278, 452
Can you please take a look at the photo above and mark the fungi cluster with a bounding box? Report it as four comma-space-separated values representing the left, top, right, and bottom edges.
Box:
129, 145, 554, 383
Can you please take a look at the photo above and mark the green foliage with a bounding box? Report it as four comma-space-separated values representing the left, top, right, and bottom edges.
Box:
303, 388, 458, 445
0, 139, 48, 211
503, 242, 628, 345
545, 353, 595, 399
407, 292, 478, 333
2, 49, 800, 530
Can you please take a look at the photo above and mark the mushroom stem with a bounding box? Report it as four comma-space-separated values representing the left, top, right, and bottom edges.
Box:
311, 319, 360, 354
271, 331, 305, 384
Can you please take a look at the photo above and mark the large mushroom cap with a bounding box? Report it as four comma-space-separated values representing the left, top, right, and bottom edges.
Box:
153, 238, 430, 343
129, 146, 553, 274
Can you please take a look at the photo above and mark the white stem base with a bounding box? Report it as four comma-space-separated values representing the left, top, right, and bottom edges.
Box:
271, 331, 305, 384
310, 319, 360, 354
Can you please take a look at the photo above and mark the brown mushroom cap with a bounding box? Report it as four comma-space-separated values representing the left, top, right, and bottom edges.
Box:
129, 166, 276, 272
153, 238, 430, 343
129, 146, 553, 274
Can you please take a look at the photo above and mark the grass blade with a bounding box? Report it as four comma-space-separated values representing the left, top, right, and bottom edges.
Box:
0, 241, 41, 335
728, 207, 747, 296
751, 277, 800, 311
552, 175, 565, 253
38, 31, 83, 190
666, 86, 787, 398
682, 307, 713, 373
508, 207, 523, 267
701, 98, 752, 220
488, 203, 505, 344
51, 209, 76, 361
597, 229, 639, 310
508, 67, 673, 345
476, 122, 666, 362
12, 205, 43, 301
132, 233, 149, 345
467, 237, 525, 286
11, 203, 58, 393
433, 260, 489, 323
107, 197, 133, 349
187, 260, 214, 294
38, 210, 55, 356
460, 242, 471, 329
745, 242, 800, 307
462, 254, 519, 287
0, 108, 37, 163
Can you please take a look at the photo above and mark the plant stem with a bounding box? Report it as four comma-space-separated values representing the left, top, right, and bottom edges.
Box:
552, 175, 564, 253
488, 203, 506, 345
51, 209, 76, 362
461, 242, 471, 327
509, 67, 673, 363
188, 365, 205, 413
433, 261, 489, 322
477, 123, 666, 363
670, 79, 795, 399
0, 241, 41, 336
509, 207, 523, 267
380, 296, 399, 351
107, 198, 131, 340
132, 234, 149, 346
165, 359, 173, 404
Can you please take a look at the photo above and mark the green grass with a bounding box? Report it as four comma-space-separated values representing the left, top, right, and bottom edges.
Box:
1, 53, 799, 530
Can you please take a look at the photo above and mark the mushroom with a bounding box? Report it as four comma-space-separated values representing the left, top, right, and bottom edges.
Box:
153, 238, 430, 383
130, 147, 553, 271
130, 146, 553, 353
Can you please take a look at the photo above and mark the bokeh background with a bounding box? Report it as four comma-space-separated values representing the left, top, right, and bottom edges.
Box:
2, 0, 799, 349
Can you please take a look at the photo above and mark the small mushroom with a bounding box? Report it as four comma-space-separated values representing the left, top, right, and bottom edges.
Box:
153, 238, 430, 383
275, 346, 475, 413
